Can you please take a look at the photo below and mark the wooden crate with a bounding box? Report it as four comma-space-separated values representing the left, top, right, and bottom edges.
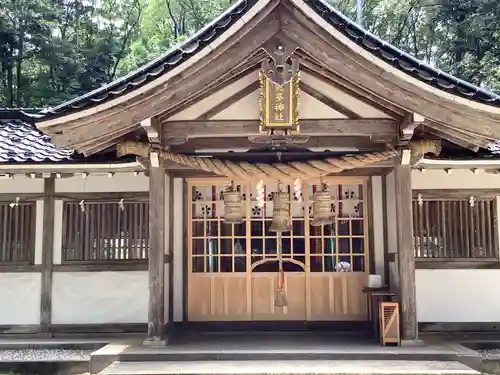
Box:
379, 301, 400, 346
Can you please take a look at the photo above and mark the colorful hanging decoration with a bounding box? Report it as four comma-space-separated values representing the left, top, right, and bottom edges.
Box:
270, 182, 292, 233
9, 196, 19, 208
417, 193, 423, 206
223, 181, 244, 224
256, 180, 265, 208
469, 196, 476, 208
311, 181, 334, 226
79, 199, 86, 213
293, 178, 302, 202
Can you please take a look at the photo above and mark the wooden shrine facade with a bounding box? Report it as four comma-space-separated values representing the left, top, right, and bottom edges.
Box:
2, 0, 500, 343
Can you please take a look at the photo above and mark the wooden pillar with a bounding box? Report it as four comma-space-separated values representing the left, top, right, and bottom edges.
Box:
40, 177, 55, 335
167, 175, 174, 325
146, 155, 165, 344
394, 165, 417, 340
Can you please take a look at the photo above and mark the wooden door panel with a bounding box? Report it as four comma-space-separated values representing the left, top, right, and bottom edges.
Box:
188, 275, 250, 321
187, 178, 370, 323
251, 274, 306, 320
309, 273, 367, 320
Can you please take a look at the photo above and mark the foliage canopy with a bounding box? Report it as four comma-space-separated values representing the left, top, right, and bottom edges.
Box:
1, 0, 499, 108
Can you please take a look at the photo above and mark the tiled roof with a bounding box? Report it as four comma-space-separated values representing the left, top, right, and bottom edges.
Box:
31, 0, 500, 121
308, 0, 500, 105
0, 119, 73, 163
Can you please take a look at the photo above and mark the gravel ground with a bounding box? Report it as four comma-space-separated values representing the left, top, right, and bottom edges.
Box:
0, 349, 92, 362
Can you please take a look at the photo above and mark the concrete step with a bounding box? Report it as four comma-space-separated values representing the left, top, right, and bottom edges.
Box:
98, 360, 480, 375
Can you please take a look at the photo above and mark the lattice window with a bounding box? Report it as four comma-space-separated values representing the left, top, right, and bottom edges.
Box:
412, 195, 498, 259
191, 183, 247, 273
62, 199, 149, 261
309, 183, 365, 272
250, 182, 305, 273
190, 180, 368, 274
0, 202, 36, 263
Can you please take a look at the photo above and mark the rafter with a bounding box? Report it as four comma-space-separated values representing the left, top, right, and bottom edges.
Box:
296, 54, 405, 119
281, 10, 500, 139
196, 81, 260, 121
41, 6, 281, 153
425, 122, 483, 151
157, 53, 265, 122
299, 82, 361, 119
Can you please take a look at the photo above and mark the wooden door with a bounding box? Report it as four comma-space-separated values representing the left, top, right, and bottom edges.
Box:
187, 178, 368, 322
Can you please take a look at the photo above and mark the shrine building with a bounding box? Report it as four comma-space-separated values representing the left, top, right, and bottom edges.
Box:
1, 0, 500, 344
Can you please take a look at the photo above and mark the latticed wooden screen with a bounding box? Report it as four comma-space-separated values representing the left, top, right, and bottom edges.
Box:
62, 199, 149, 261
190, 181, 367, 273
309, 183, 365, 272
191, 183, 248, 273
412, 197, 498, 259
0, 202, 36, 263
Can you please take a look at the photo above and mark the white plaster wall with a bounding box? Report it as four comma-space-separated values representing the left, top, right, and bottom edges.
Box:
169, 71, 391, 121
410, 170, 500, 323
416, 269, 500, 322
0, 273, 41, 325
51, 271, 148, 324
0, 175, 44, 193
55, 173, 148, 192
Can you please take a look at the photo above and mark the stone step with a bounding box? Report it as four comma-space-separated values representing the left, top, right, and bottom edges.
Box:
98, 360, 480, 375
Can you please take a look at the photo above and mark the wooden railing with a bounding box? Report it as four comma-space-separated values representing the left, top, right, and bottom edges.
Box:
61, 200, 149, 262
412, 198, 498, 259
0, 202, 36, 263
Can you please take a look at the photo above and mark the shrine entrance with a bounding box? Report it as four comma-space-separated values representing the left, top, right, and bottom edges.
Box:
187, 177, 369, 322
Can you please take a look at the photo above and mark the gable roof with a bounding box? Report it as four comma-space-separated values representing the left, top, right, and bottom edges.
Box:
33, 0, 499, 122
0, 110, 139, 167
0, 119, 73, 163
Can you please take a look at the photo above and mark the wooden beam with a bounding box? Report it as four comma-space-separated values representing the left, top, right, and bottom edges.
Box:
40, 177, 55, 335
43, 9, 278, 154
168, 166, 392, 179
297, 56, 405, 119
40, 1, 278, 135
145, 154, 166, 344
168, 175, 175, 326
157, 53, 265, 122
426, 122, 483, 151
400, 113, 425, 142
162, 119, 398, 139
281, 11, 500, 139
141, 117, 161, 143
196, 82, 259, 121
170, 135, 390, 152
299, 82, 362, 119
394, 165, 418, 341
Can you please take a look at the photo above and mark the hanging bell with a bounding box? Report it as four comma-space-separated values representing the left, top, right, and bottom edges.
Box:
311, 182, 334, 226
223, 181, 244, 224
270, 184, 292, 233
